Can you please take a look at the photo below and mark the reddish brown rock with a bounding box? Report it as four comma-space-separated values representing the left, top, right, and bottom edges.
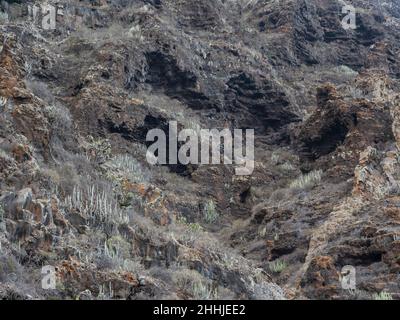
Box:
300, 256, 340, 299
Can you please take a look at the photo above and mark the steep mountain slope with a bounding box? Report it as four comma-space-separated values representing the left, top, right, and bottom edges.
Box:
0, 0, 400, 299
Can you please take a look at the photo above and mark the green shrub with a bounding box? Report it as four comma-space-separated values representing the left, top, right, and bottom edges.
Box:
279, 162, 296, 172
191, 281, 218, 300
0, 11, 8, 23
269, 260, 287, 273
289, 170, 323, 190
63, 184, 129, 226
107, 154, 150, 184
271, 152, 280, 165
372, 291, 393, 300
178, 216, 203, 231
82, 136, 112, 164
174, 269, 218, 300
203, 200, 219, 224
0, 203, 4, 222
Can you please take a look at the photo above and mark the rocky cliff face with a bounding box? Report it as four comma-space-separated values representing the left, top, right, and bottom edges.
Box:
0, 0, 400, 300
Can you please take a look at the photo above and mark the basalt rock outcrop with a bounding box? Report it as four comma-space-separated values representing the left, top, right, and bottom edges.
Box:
1, 0, 400, 300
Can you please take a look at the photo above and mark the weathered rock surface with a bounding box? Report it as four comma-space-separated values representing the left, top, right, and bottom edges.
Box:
1, 0, 400, 300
